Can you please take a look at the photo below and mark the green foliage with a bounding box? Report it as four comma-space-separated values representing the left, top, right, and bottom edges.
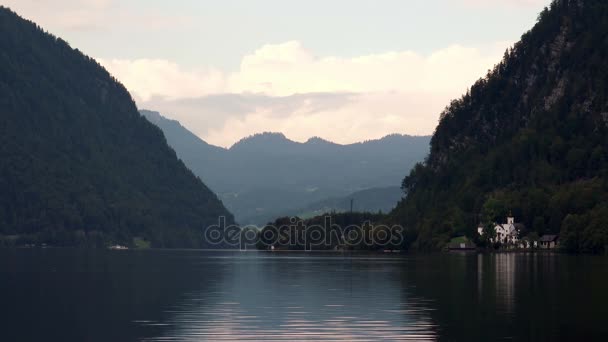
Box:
0, 7, 234, 248
481, 223, 497, 245
390, 0, 608, 253
482, 197, 508, 224
133, 237, 152, 249
560, 205, 608, 253
255, 212, 407, 251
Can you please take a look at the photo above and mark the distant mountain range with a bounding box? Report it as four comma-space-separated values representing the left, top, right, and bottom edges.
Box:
0, 7, 233, 248
141, 110, 430, 224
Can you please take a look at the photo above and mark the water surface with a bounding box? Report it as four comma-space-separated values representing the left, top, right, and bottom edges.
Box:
1, 249, 607, 341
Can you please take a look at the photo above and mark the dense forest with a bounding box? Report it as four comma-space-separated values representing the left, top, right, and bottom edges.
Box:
390, 0, 608, 253
254, 212, 402, 251
142, 110, 429, 225
0, 7, 234, 248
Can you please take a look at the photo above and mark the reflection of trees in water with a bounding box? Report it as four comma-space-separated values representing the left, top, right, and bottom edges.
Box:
404, 253, 608, 341
397, 254, 477, 340
9, 250, 606, 341
0, 249, 225, 342
401, 253, 522, 340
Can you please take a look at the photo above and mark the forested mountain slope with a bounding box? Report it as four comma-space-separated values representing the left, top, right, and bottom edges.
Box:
391, 0, 608, 252
0, 7, 233, 248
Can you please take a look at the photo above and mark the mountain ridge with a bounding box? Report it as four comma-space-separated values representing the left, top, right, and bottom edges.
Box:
0, 7, 234, 248
229, 132, 428, 151
140, 110, 427, 151
140, 110, 430, 225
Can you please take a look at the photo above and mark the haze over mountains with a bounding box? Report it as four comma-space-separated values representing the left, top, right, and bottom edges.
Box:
142, 110, 430, 224
294, 186, 404, 219
0, 7, 233, 248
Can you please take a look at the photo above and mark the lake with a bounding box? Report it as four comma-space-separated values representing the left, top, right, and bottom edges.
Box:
1, 249, 607, 341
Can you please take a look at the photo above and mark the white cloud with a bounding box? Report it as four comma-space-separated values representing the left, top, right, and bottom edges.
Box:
199, 91, 450, 148
101, 40, 509, 99
228, 41, 504, 96
142, 93, 361, 147
98, 59, 225, 101
99, 40, 510, 147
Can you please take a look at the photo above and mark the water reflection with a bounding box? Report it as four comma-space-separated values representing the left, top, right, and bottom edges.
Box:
142, 254, 438, 341
494, 253, 516, 314
2, 250, 607, 341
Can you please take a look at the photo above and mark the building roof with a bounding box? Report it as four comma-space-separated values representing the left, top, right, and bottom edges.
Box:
539, 235, 559, 242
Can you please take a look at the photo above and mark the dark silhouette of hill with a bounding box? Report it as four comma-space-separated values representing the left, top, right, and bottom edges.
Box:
0, 7, 233, 248
391, 0, 608, 253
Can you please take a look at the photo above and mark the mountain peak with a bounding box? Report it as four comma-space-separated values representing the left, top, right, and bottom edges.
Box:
230, 132, 292, 150
140, 109, 163, 124
305, 136, 335, 145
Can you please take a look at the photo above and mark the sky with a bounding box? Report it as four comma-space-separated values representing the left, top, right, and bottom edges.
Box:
2, 0, 549, 147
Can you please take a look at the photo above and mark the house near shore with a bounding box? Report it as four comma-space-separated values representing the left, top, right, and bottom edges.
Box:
447, 236, 477, 250
477, 215, 523, 244
539, 235, 560, 249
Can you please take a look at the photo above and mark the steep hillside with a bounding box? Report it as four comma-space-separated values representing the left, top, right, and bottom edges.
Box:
141, 110, 430, 224
392, 0, 608, 252
0, 8, 233, 248
141, 110, 225, 158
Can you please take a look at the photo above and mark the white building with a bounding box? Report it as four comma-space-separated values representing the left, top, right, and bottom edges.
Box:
477, 216, 521, 244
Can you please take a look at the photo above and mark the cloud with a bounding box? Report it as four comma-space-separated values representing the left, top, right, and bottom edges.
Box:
141, 92, 360, 144
100, 40, 509, 99
228, 41, 504, 96
140, 89, 467, 148
99, 40, 511, 147
199, 91, 450, 148
97, 59, 225, 101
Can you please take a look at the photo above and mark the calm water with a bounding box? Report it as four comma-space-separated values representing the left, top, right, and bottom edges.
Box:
1, 249, 607, 341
